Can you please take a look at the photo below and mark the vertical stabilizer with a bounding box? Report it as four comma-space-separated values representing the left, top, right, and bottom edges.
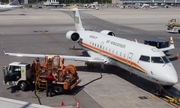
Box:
52, 8, 89, 31
72, 8, 84, 31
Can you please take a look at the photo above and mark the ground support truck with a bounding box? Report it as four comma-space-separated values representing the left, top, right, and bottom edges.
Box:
3, 55, 81, 94
166, 19, 180, 33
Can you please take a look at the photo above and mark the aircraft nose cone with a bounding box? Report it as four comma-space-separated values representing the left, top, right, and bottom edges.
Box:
160, 64, 179, 85
164, 67, 178, 85
166, 75, 178, 85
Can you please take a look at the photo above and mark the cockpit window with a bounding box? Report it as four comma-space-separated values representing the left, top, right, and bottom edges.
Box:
139, 55, 150, 62
162, 56, 170, 63
151, 57, 163, 63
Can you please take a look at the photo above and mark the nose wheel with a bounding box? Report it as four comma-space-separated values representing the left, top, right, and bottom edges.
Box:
156, 84, 163, 94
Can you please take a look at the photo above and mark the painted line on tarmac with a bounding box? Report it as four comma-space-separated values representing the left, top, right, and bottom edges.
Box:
32, 31, 50, 33
139, 96, 157, 99
160, 97, 180, 108
41, 32, 83, 55
158, 37, 180, 39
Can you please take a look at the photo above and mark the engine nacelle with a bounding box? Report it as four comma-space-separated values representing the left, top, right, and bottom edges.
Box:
100, 30, 115, 36
66, 31, 80, 42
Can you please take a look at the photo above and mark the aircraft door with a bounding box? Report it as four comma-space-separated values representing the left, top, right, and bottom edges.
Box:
127, 53, 133, 70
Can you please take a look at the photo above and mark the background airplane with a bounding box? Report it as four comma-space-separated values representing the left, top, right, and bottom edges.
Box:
0, 0, 21, 12
2, 8, 178, 88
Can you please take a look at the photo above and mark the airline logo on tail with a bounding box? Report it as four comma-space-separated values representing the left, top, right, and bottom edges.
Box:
75, 17, 79, 24
170, 37, 174, 45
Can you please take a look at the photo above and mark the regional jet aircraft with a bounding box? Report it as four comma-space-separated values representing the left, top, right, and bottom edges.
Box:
3, 8, 178, 86
0, 0, 21, 12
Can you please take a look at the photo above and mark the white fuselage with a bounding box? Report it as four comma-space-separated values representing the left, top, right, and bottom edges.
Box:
76, 30, 178, 85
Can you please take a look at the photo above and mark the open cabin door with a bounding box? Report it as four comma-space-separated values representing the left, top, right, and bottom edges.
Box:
127, 53, 133, 70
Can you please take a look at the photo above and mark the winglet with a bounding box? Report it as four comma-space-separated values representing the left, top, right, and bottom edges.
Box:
159, 37, 175, 52
170, 37, 174, 48
1, 41, 6, 55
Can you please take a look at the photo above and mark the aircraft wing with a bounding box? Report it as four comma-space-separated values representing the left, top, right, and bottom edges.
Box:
4, 52, 105, 63
2, 42, 105, 63
159, 37, 175, 52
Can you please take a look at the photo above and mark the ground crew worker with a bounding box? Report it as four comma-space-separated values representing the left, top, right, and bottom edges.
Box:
46, 73, 54, 97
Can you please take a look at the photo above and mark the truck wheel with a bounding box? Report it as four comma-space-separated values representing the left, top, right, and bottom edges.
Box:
20, 82, 28, 91
54, 85, 63, 94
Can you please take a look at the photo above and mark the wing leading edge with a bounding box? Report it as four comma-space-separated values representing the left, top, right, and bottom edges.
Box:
4, 52, 105, 63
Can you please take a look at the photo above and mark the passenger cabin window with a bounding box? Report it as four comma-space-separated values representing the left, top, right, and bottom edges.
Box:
116, 51, 118, 55
112, 50, 114, 54
92, 43, 94, 46
151, 57, 163, 63
139, 55, 150, 62
109, 48, 111, 53
120, 52, 122, 56
124, 54, 126, 58
95, 44, 96, 47
106, 47, 108, 51
97, 44, 99, 48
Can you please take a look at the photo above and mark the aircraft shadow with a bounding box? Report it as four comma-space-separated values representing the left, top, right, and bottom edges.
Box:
7, 65, 180, 101
73, 64, 180, 101
169, 56, 178, 61
166, 54, 172, 56
104, 65, 180, 101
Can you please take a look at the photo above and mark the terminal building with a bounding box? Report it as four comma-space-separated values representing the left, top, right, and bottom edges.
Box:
112, 0, 180, 5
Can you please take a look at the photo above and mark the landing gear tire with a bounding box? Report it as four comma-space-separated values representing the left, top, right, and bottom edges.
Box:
54, 85, 64, 94
19, 82, 28, 91
156, 84, 163, 94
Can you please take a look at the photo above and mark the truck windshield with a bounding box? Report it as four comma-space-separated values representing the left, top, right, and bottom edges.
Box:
151, 57, 164, 63
9, 66, 21, 73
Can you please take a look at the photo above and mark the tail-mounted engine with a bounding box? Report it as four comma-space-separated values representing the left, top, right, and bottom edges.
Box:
100, 30, 115, 36
66, 31, 80, 42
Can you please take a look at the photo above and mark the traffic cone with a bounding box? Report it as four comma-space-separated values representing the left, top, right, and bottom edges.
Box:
177, 53, 179, 59
76, 100, 80, 108
73, 45, 75, 50
61, 101, 64, 106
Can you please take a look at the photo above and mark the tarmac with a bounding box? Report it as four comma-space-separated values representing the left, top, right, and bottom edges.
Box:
0, 7, 180, 108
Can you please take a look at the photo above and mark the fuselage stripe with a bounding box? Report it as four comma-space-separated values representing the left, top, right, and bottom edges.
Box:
80, 42, 147, 73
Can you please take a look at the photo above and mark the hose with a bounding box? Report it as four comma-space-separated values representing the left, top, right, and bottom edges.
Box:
34, 79, 42, 105
158, 83, 176, 98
